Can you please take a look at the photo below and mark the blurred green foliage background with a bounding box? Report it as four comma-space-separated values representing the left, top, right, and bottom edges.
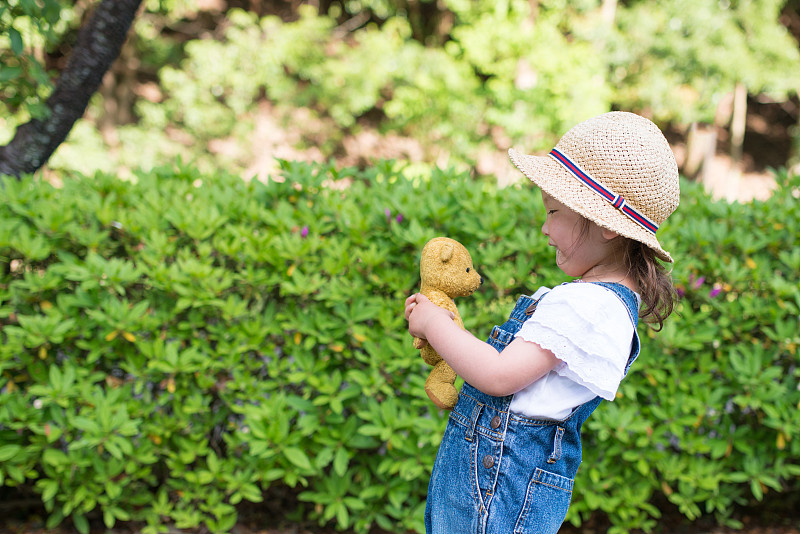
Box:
2, 0, 799, 180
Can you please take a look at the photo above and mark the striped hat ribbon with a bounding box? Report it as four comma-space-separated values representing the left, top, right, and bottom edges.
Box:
549, 148, 659, 234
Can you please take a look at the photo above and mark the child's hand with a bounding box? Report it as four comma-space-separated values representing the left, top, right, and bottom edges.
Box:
404, 293, 455, 343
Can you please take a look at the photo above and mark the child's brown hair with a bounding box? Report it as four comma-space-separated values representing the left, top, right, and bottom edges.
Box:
624, 239, 676, 331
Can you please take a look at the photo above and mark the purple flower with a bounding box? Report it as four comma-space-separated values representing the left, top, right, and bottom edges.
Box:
675, 286, 685, 298
709, 284, 722, 298
693, 276, 705, 289
300, 225, 309, 238
385, 208, 403, 224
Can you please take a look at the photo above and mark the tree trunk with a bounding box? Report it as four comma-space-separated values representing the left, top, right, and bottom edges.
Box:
0, 0, 143, 179
601, 0, 617, 26
726, 82, 748, 201
684, 122, 717, 181
730, 82, 747, 167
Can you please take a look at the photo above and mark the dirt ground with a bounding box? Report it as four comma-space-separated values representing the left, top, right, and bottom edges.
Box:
3, 500, 799, 534
229, 101, 784, 205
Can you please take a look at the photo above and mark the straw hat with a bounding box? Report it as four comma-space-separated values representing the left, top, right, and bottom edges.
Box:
508, 111, 680, 262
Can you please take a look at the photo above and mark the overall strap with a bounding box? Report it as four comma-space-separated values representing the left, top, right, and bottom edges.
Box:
588, 281, 641, 376
486, 293, 544, 352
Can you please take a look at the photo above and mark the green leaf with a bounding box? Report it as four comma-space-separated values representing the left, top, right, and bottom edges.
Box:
39, 479, 59, 503
73, 513, 89, 534
103, 509, 116, 529
48, 364, 62, 389
70, 416, 101, 434
0, 65, 22, 82
9, 27, 23, 55
751, 479, 764, 501
283, 447, 312, 470
105, 480, 122, 500
42, 448, 68, 467
333, 447, 349, 477
0, 444, 22, 462
238, 483, 263, 503
45, 508, 64, 530
43, 0, 61, 23
335, 501, 350, 528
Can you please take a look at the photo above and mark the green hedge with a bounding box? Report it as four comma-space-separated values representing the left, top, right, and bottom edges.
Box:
1, 162, 798, 533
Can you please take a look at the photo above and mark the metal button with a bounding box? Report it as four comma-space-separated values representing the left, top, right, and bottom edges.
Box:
490, 416, 502, 429
482, 455, 495, 469
491, 329, 499, 339
525, 303, 536, 315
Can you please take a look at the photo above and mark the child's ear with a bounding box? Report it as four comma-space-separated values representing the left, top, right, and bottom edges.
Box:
601, 228, 620, 240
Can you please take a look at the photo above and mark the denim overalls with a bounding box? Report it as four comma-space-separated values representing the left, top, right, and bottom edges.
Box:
425, 282, 641, 534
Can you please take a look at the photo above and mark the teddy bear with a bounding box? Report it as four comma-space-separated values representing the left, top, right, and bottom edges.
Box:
413, 237, 483, 410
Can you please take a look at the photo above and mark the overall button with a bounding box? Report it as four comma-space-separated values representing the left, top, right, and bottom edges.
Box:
525, 302, 536, 315
482, 455, 495, 469
490, 416, 502, 429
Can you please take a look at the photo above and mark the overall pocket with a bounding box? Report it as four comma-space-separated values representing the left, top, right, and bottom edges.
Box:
513, 468, 573, 534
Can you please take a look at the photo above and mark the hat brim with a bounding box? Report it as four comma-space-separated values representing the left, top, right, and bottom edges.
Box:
508, 148, 673, 263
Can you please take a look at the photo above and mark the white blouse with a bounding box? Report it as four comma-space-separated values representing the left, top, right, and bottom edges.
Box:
509, 283, 639, 420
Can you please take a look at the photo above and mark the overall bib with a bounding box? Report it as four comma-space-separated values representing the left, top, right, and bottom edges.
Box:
425, 282, 641, 534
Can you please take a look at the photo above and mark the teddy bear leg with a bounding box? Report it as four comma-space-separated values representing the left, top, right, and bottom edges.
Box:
425, 361, 459, 410
419, 344, 441, 367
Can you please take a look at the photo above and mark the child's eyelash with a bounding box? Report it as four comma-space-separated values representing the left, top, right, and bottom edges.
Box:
547, 209, 557, 215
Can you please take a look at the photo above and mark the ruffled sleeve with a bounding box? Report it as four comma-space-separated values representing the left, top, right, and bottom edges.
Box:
515, 283, 637, 401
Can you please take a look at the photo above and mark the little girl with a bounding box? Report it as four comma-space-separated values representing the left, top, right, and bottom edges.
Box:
404, 112, 680, 533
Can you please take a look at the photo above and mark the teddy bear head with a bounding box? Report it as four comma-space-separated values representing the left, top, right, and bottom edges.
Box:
420, 237, 483, 298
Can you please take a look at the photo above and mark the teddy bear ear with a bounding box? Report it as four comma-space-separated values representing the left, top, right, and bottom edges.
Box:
440, 242, 454, 262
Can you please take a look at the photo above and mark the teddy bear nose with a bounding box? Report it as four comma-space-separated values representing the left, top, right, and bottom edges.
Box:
480, 276, 484, 285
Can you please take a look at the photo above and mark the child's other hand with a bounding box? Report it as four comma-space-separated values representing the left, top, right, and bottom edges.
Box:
404, 293, 455, 342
